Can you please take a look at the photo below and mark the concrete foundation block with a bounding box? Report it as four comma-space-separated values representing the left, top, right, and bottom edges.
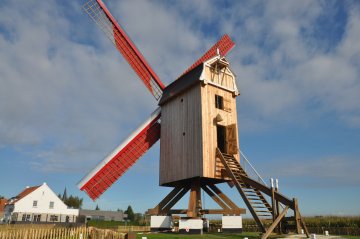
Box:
222, 216, 243, 233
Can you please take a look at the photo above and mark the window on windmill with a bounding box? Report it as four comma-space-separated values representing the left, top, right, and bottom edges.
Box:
49, 201, 54, 209
215, 95, 224, 110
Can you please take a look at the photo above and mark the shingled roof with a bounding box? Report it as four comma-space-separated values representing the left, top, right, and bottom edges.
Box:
159, 63, 204, 106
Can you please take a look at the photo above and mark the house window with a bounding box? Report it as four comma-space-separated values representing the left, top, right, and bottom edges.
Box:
50, 215, 58, 222
33, 214, 41, 222
215, 95, 224, 109
33, 200, 38, 207
49, 201, 54, 209
22, 214, 31, 221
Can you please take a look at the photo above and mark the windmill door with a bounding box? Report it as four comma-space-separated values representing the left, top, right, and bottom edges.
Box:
225, 124, 238, 155
216, 124, 237, 154
216, 125, 226, 153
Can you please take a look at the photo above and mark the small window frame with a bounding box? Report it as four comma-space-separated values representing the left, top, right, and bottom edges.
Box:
49, 201, 54, 209
215, 95, 224, 110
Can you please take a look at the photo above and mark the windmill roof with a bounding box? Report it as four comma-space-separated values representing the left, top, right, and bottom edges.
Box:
159, 63, 204, 105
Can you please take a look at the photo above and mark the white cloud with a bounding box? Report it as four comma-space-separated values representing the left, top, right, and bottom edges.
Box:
1, 0, 359, 174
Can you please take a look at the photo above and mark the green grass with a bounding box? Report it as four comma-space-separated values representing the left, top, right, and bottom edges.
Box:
135, 232, 274, 239
342, 236, 360, 239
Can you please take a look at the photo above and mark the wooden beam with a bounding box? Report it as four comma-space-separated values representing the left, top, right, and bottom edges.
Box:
187, 180, 201, 217
275, 187, 281, 233
261, 206, 289, 239
208, 184, 240, 210
169, 208, 246, 215
168, 209, 188, 214
293, 198, 302, 234
297, 208, 310, 238
201, 209, 246, 215
147, 186, 184, 215
161, 186, 190, 214
240, 175, 294, 208
201, 185, 230, 211
271, 186, 277, 223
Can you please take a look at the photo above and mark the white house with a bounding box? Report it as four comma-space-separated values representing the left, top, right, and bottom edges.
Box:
3, 183, 79, 223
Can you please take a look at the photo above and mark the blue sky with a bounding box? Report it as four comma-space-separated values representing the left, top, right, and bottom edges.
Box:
0, 0, 360, 217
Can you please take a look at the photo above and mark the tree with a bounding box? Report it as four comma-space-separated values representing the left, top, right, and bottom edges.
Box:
64, 195, 83, 209
62, 188, 68, 201
125, 205, 135, 222
95, 204, 100, 210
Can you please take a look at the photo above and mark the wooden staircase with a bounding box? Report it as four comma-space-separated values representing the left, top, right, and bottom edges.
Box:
216, 148, 309, 239
221, 152, 272, 232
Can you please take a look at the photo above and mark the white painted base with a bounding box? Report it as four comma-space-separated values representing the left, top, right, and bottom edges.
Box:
179, 218, 203, 234
150, 216, 172, 232
222, 216, 243, 233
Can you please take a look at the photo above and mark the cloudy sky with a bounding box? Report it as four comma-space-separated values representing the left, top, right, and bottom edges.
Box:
1, 0, 359, 217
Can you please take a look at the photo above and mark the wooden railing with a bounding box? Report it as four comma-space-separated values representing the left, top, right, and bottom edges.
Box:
118, 225, 150, 232
0, 226, 126, 239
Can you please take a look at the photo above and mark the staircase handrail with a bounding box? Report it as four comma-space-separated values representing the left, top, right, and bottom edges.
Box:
239, 149, 267, 186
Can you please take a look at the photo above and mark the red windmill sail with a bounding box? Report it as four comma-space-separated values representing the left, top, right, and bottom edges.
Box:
83, 0, 165, 100
77, 108, 161, 200
181, 34, 235, 77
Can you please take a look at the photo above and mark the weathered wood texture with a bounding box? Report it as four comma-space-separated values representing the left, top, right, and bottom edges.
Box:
160, 62, 239, 185
160, 84, 203, 185
0, 226, 125, 239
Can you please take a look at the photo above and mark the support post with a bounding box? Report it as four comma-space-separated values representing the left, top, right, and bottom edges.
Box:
275, 179, 281, 233
293, 198, 302, 234
261, 206, 289, 239
270, 178, 277, 223
187, 180, 201, 217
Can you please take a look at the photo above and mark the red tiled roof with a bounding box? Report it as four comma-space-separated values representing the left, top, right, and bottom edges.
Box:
0, 198, 8, 212
7, 185, 40, 205
17, 186, 40, 201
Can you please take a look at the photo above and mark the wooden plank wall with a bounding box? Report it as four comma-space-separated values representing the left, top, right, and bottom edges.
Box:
201, 83, 239, 179
160, 84, 203, 185
159, 62, 240, 185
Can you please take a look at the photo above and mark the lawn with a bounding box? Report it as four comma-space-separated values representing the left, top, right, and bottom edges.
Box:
135, 232, 266, 239
134, 232, 360, 239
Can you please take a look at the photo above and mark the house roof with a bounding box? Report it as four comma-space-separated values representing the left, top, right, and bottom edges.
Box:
0, 198, 8, 212
158, 63, 204, 106
7, 185, 40, 205
17, 186, 40, 200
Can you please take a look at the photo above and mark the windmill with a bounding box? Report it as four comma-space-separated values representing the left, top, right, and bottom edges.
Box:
78, 0, 309, 237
